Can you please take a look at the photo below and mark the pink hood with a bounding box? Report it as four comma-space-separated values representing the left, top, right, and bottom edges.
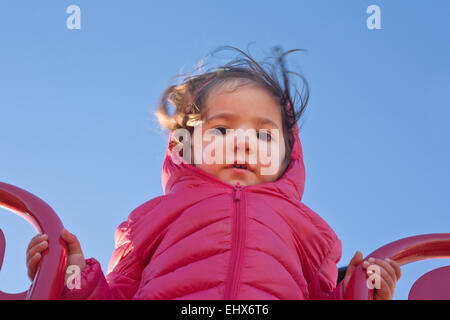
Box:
62, 111, 343, 300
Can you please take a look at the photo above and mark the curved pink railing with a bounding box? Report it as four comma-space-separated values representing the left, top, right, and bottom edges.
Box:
0, 182, 67, 300
344, 233, 450, 300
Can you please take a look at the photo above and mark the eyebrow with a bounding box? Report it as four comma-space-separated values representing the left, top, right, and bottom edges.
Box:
205, 112, 280, 129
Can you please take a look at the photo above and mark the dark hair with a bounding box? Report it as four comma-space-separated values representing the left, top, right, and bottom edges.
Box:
156, 45, 310, 169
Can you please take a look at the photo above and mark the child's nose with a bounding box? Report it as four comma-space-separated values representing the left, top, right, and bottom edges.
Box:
231, 129, 257, 156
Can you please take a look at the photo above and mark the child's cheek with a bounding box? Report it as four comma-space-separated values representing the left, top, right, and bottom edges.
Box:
258, 138, 286, 181
190, 134, 223, 173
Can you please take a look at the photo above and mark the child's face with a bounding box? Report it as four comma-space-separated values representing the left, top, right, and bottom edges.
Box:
190, 84, 287, 186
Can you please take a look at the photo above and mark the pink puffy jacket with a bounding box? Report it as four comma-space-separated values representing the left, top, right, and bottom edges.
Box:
61, 121, 344, 300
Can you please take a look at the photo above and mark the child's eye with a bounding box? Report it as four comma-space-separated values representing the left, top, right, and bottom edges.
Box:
213, 127, 228, 135
257, 130, 272, 142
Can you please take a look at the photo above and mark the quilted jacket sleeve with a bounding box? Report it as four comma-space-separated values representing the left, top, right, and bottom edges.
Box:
307, 237, 345, 300
61, 196, 165, 300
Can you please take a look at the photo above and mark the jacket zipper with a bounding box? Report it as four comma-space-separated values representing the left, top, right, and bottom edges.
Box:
225, 182, 245, 299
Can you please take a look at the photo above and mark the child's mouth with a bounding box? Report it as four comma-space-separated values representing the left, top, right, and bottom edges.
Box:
226, 162, 254, 173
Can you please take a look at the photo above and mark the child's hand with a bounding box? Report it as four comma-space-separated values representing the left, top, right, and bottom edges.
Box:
26, 229, 86, 284
26, 233, 49, 281
362, 256, 401, 300
60, 228, 87, 278
342, 251, 402, 300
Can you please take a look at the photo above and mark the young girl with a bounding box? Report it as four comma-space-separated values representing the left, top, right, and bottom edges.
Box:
26, 46, 401, 300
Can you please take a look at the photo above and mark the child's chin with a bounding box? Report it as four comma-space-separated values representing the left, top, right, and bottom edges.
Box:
228, 179, 248, 187
223, 176, 258, 187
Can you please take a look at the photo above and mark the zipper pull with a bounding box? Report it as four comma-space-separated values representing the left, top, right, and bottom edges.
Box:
234, 182, 241, 201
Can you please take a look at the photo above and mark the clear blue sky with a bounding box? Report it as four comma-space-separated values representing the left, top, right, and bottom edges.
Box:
1, 1, 449, 299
